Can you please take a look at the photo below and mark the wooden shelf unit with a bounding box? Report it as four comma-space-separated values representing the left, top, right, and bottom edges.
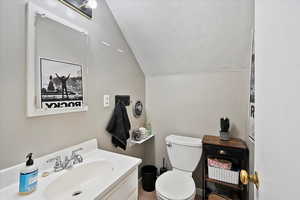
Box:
205, 177, 243, 191
202, 135, 249, 200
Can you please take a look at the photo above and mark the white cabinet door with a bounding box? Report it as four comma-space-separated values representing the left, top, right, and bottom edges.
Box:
103, 168, 138, 200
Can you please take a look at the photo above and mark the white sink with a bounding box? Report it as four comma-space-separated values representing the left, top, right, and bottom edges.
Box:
0, 139, 141, 200
44, 160, 114, 200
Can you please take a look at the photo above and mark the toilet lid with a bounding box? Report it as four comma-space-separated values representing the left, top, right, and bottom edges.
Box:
156, 171, 195, 200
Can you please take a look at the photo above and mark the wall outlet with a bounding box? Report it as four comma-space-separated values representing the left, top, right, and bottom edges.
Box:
104, 95, 110, 107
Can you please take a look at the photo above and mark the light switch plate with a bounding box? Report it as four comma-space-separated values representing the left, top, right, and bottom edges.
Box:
104, 95, 110, 107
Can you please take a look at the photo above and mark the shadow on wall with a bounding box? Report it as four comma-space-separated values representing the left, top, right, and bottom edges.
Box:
229, 123, 239, 139
193, 155, 204, 189
144, 138, 156, 166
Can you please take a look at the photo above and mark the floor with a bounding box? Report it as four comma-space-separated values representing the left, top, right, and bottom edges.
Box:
138, 186, 202, 200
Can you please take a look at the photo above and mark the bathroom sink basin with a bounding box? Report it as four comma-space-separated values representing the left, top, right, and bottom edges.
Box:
44, 160, 114, 200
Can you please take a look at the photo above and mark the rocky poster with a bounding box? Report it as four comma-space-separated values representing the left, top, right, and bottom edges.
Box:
40, 58, 83, 110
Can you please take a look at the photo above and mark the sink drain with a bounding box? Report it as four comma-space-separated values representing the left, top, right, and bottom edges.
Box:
72, 191, 82, 197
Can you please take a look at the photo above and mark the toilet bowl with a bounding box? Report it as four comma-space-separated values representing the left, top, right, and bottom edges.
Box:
156, 171, 196, 200
155, 135, 202, 200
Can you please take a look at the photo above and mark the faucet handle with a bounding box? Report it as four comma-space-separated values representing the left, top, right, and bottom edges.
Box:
46, 156, 62, 172
71, 148, 83, 156
71, 148, 83, 164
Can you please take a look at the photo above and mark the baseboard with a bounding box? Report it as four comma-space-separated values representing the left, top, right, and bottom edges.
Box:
196, 187, 203, 197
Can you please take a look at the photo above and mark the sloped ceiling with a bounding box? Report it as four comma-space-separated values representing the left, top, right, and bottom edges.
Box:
106, 0, 253, 76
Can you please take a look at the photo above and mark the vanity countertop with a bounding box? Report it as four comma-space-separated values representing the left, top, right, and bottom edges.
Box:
0, 139, 141, 200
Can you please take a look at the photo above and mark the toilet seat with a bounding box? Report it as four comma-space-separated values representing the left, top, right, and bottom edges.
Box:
156, 171, 195, 200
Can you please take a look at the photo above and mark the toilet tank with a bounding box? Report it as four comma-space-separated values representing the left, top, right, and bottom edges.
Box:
166, 135, 202, 172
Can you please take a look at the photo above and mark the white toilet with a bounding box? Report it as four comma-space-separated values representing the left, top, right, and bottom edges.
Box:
155, 135, 202, 200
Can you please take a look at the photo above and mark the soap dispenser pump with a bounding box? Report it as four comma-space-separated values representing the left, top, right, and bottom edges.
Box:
19, 153, 38, 195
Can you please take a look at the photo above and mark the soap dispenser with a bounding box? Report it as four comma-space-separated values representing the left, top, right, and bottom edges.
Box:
19, 153, 38, 195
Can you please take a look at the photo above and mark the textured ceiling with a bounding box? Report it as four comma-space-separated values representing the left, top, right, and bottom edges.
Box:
106, 0, 253, 76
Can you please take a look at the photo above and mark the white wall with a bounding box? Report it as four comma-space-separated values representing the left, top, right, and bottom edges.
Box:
107, 0, 253, 76
145, 71, 249, 187
256, 0, 300, 199
0, 0, 145, 169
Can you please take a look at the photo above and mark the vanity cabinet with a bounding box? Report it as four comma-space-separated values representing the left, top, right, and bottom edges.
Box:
101, 167, 138, 200
202, 135, 249, 200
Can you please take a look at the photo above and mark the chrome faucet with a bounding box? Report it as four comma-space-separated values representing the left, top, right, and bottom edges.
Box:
47, 148, 83, 172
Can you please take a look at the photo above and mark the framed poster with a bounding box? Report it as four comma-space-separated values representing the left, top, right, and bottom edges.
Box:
249, 32, 255, 142
249, 53, 255, 141
59, 0, 93, 19
40, 58, 84, 110
26, 2, 88, 117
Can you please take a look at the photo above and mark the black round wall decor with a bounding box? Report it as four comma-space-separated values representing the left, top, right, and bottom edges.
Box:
133, 101, 143, 118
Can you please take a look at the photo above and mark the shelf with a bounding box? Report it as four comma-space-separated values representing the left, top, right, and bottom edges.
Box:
205, 177, 243, 190
130, 134, 155, 144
